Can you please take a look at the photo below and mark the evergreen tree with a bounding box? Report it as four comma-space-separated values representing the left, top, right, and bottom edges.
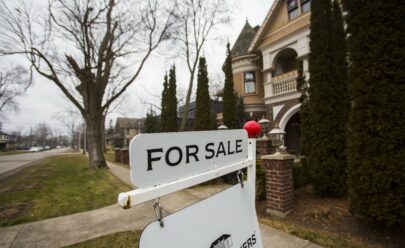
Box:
222, 43, 236, 128
144, 108, 159, 133
160, 73, 169, 132
235, 95, 245, 129
107, 119, 114, 135
330, 0, 350, 191
194, 57, 213, 131
345, 0, 405, 226
302, 0, 349, 196
297, 62, 311, 173
166, 65, 178, 132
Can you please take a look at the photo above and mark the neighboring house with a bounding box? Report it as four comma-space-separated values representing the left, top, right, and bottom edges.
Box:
110, 117, 143, 148
0, 131, 10, 151
178, 100, 223, 130
231, 0, 312, 156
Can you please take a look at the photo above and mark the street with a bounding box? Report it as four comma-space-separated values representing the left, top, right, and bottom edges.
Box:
0, 148, 69, 177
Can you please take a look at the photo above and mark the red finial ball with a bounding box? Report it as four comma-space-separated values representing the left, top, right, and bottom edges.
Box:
243, 120, 261, 138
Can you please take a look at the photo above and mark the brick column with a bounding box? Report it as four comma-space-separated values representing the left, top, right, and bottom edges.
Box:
121, 148, 129, 165
114, 148, 121, 163
256, 137, 271, 155
261, 153, 295, 217
256, 137, 275, 164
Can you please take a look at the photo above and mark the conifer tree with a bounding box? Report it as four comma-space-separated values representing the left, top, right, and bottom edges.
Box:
160, 73, 169, 132
297, 62, 311, 172
345, 0, 405, 226
223, 43, 236, 129
144, 108, 159, 133
166, 65, 178, 132
302, 0, 349, 196
194, 57, 213, 131
235, 95, 245, 129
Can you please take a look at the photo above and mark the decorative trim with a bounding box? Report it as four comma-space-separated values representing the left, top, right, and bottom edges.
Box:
272, 105, 284, 121
248, 0, 281, 53
279, 104, 301, 131
265, 92, 301, 104
244, 104, 266, 112
232, 54, 257, 62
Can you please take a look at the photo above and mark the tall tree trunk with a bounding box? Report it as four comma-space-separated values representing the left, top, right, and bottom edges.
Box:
179, 72, 195, 131
180, 55, 200, 131
85, 113, 108, 169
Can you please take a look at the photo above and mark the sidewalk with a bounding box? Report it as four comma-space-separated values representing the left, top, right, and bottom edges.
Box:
0, 161, 322, 248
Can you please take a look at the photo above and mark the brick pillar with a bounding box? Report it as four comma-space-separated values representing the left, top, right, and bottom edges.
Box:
114, 148, 121, 163
256, 137, 275, 164
121, 148, 129, 165
261, 153, 295, 217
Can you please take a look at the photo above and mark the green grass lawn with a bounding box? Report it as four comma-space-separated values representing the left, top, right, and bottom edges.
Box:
0, 154, 131, 226
65, 231, 141, 248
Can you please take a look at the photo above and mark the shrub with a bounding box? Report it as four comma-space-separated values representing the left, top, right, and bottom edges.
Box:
255, 161, 266, 201
293, 161, 310, 189
345, 0, 405, 226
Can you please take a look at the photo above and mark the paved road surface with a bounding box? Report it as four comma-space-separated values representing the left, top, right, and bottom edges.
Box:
0, 149, 69, 177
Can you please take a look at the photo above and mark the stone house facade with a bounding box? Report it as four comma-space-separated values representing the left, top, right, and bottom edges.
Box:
231, 0, 312, 156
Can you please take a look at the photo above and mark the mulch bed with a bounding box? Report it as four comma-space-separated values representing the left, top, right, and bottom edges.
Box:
0, 203, 33, 219
257, 185, 405, 248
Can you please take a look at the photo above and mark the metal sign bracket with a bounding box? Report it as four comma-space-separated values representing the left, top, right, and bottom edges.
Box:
153, 198, 164, 228
237, 170, 244, 188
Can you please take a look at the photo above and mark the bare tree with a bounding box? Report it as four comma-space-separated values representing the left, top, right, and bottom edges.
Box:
174, 0, 230, 131
35, 122, 52, 147
52, 108, 82, 147
0, 65, 30, 117
209, 72, 224, 101
138, 84, 187, 113
0, 0, 175, 168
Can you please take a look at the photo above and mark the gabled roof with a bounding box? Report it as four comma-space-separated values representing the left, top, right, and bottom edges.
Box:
231, 20, 260, 58
115, 117, 142, 129
248, 0, 281, 52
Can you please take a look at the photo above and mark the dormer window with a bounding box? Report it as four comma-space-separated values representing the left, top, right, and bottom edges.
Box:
301, 0, 311, 13
244, 71, 256, 94
287, 0, 299, 20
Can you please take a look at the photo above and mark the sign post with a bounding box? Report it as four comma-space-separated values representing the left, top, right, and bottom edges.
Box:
118, 129, 263, 248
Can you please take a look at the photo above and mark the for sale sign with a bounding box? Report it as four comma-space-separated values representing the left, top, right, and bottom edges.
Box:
139, 183, 263, 248
129, 130, 248, 188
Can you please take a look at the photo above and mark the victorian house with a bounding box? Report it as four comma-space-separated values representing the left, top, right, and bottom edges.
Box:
231, 0, 312, 156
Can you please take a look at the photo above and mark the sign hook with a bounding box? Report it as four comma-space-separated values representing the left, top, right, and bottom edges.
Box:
153, 198, 164, 228
237, 170, 244, 188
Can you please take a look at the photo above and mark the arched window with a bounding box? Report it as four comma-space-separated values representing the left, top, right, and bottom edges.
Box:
273, 48, 298, 76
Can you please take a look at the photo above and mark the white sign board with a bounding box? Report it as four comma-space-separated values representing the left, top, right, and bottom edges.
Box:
139, 183, 263, 248
129, 130, 248, 188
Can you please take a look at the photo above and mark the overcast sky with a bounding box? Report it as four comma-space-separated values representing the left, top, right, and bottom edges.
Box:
1, 0, 273, 134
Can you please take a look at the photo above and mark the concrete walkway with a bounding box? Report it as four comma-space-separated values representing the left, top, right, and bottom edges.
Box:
0, 161, 322, 248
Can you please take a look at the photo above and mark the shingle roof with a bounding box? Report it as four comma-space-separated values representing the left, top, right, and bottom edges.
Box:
231, 21, 260, 58
115, 117, 142, 129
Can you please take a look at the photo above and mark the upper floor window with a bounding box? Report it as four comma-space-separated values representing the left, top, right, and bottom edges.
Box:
301, 0, 311, 13
244, 71, 256, 94
287, 0, 300, 20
